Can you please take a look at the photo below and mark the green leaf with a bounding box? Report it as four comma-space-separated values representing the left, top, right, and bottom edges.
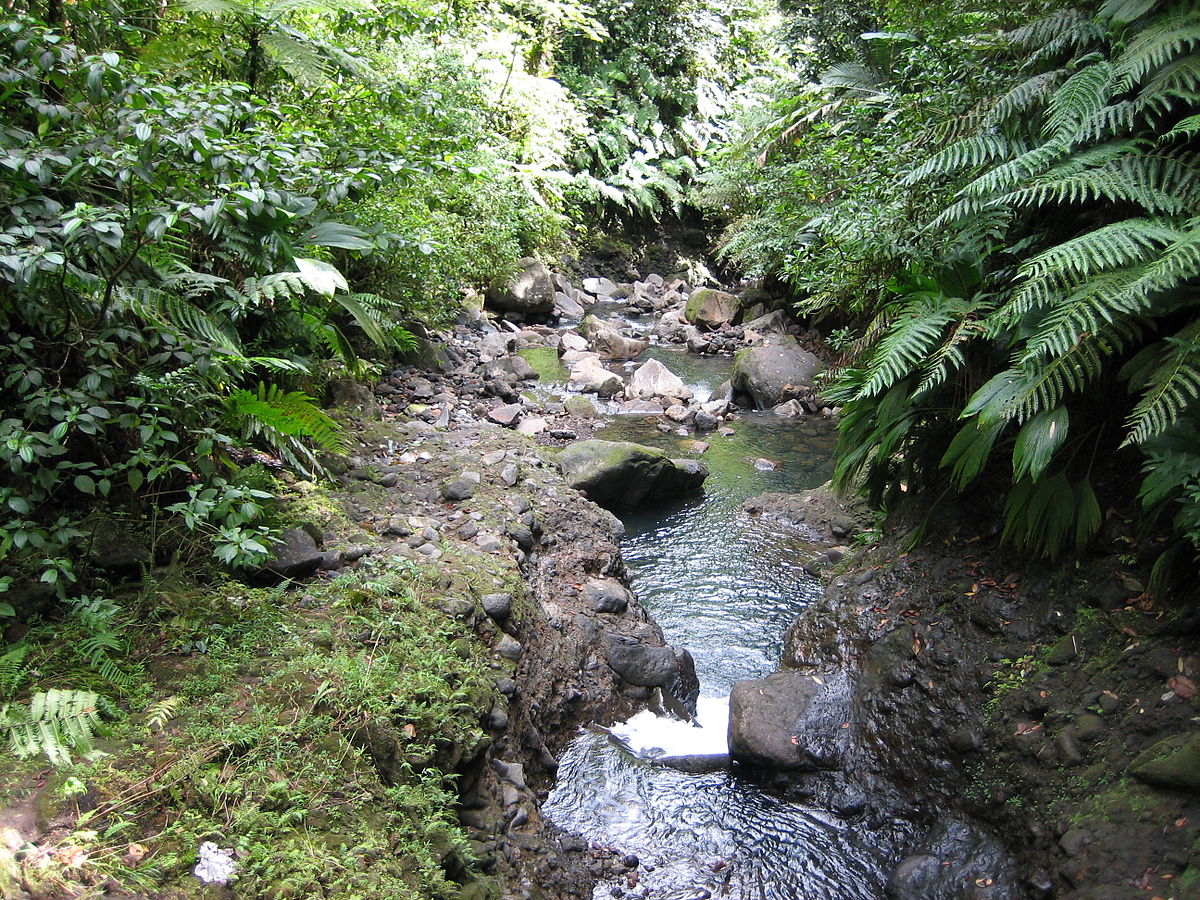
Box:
293, 257, 348, 297
0, 603, 14, 618
7, 496, 31, 515
1012, 407, 1070, 482
298, 221, 373, 251
73, 475, 96, 495
1100, 0, 1156, 24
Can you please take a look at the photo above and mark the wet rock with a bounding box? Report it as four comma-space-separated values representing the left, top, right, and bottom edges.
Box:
484, 356, 539, 382
742, 309, 790, 336
557, 440, 709, 509
486, 258, 554, 315
885, 820, 1021, 900
579, 315, 647, 360
651, 754, 731, 774
731, 337, 823, 409
584, 579, 632, 614
628, 359, 693, 401
88, 518, 151, 575
583, 276, 620, 297
261, 527, 323, 581
604, 634, 698, 709
441, 477, 476, 501
619, 399, 667, 415
516, 417, 548, 436
729, 673, 819, 771
560, 331, 590, 353
684, 288, 740, 329
496, 634, 523, 661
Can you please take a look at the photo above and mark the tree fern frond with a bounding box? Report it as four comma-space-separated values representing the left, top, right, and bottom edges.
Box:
146, 695, 181, 733
261, 31, 329, 84
227, 383, 347, 456
1115, 10, 1200, 89
1002, 155, 1200, 214
1017, 272, 1149, 360
913, 301, 993, 397
0, 646, 31, 702
1012, 218, 1178, 308
1140, 53, 1200, 110
1077, 100, 1141, 142
1002, 341, 1108, 423
1008, 9, 1094, 53
1163, 111, 1200, 139
904, 134, 1014, 186
984, 70, 1064, 130
1043, 62, 1114, 141
124, 288, 242, 355
859, 297, 964, 399
1124, 319, 1200, 445
960, 138, 1070, 199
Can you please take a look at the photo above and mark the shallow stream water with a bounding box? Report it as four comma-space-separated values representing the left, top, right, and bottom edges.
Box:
541, 345, 906, 899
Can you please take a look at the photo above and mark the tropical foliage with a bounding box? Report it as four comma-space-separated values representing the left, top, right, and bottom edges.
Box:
705, 0, 1200, 573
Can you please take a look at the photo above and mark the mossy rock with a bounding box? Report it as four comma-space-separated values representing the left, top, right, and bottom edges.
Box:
683, 288, 740, 328
556, 440, 708, 509
1130, 732, 1200, 793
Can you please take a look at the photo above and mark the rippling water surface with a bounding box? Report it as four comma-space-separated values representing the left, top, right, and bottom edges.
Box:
545, 346, 902, 899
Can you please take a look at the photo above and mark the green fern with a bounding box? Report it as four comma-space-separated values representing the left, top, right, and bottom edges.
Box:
0, 646, 31, 703
2, 689, 106, 766
1124, 319, 1200, 445
226, 382, 346, 477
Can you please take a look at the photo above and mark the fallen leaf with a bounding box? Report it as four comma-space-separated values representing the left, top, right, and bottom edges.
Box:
1175, 817, 1188, 828
1168, 675, 1197, 699
790, 735, 801, 745
1102, 690, 1119, 700
401, 723, 417, 739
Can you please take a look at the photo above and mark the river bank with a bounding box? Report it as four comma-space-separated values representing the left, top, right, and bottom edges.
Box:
4, 255, 1197, 900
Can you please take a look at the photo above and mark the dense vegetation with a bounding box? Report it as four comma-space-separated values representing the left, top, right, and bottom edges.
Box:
1, 0, 1199, 893
699, 0, 1200, 583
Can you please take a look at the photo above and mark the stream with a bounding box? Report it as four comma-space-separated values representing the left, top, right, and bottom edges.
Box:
538, 344, 911, 899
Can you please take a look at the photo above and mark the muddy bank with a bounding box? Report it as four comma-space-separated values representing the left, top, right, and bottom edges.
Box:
740, 489, 1200, 898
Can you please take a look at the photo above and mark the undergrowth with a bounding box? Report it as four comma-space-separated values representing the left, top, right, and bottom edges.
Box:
2, 555, 493, 899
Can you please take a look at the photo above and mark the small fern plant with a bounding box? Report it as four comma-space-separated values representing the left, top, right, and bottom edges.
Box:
2, 688, 109, 766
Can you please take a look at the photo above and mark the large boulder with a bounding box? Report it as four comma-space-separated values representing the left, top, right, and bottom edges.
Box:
579, 314, 647, 360
684, 288, 740, 329
731, 336, 823, 409
261, 527, 323, 581
557, 440, 708, 508
486, 258, 554, 314
627, 358, 693, 401
1131, 733, 1200, 793
604, 633, 700, 712
567, 356, 623, 398
728, 670, 849, 770
886, 820, 1021, 900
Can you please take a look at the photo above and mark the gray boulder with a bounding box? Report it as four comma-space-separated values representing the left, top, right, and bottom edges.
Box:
886, 820, 1021, 900
557, 440, 709, 509
580, 314, 647, 360
262, 527, 323, 581
483, 356, 539, 382
731, 336, 823, 409
684, 288, 740, 329
486, 258, 554, 314
627, 358, 693, 401
567, 356, 624, 398
605, 633, 699, 712
728, 670, 850, 771
88, 518, 151, 575
583, 578, 632, 614
742, 309, 791, 337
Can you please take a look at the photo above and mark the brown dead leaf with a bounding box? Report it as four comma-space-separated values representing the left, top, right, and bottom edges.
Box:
1175, 817, 1188, 828
790, 735, 801, 746
1168, 675, 1197, 699
401, 723, 417, 739
1102, 690, 1119, 700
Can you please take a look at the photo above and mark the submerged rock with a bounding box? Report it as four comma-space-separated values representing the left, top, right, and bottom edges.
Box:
556, 440, 708, 509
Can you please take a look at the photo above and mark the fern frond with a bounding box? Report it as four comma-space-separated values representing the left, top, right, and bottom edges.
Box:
1140, 53, 1200, 110
904, 134, 1014, 186
261, 30, 329, 84
1043, 62, 1114, 141
984, 70, 1064, 130
125, 288, 242, 355
1009, 9, 1094, 53
0, 646, 31, 702
1077, 100, 1141, 142
960, 138, 1070, 199
3, 689, 104, 766
1115, 10, 1200, 89
912, 299, 993, 397
1124, 319, 1200, 445
859, 297, 964, 399
227, 383, 347, 455
146, 695, 181, 733
1012, 218, 1178, 309
1002, 155, 1200, 214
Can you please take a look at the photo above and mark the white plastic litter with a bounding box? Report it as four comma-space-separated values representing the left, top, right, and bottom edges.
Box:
193, 841, 238, 884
